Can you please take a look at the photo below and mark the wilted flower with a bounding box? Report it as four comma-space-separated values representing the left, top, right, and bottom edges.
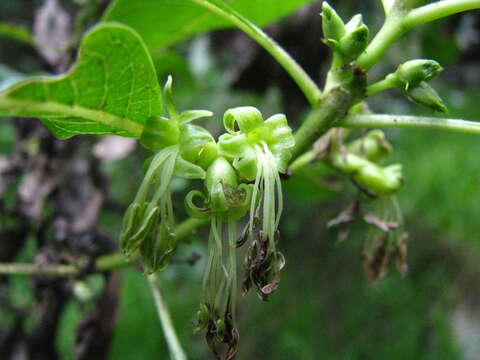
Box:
362, 196, 408, 284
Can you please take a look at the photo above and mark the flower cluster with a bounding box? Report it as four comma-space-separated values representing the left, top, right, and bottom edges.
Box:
119, 78, 294, 358
185, 107, 294, 358
119, 77, 216, 273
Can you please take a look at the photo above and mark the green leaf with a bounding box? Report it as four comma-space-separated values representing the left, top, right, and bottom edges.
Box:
103, 0, 314, 51
0, 22, 161, 139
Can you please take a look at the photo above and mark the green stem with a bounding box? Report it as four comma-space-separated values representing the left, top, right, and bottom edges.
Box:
357, 0, 480, 70
0, 263, 78, 277
355, 10, 407, 70
175, 217, 208, 240
291, 87, 352, 160
147, 273, 187, 360
190, 0, 322, 106
0, 218, 208, 277
339, 114, 480, 134
366, 77, 398, 96
288, 149, 315, 173
404, 0, 480, 29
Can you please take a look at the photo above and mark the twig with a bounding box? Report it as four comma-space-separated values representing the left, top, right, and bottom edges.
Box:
147, 272, 187, 360
0, 217, 208, 277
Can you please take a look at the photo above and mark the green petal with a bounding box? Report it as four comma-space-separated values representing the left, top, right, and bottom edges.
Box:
234, 150, 258, 181
185, 190, 211, 219
163, 75, 177, 117
179, 124, 217, 167
174, 156, 206, 179
218, 133, 250, 159
177, 109, 213, 125
271, 148, 292, 174
264, 114, 295, 149
223, 106, 263, 134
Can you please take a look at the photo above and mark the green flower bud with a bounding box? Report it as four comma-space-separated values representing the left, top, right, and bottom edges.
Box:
321, 2, 346, 42
355, 163, 403, 195
331, 152, 403, 195
396, 59, 443, 89
140, 220, 176, 273
338, 24, 369, 61
347, 130, 392, 163
205, 157, 239, 213
179, 125, 217, 165
205, 157, 238, 194
405, 81, 447, 113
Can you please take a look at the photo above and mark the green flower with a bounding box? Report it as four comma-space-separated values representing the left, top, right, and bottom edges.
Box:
187, 157, 251, 358
119, 145, 178, 272
218, 106, 294, 180
140, 76, 218, 179
218, 106, 294, 300
119, 77, 217, 273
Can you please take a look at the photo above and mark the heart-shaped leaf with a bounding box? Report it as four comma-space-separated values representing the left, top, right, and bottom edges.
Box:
103, 0, 315, 51
0, 22, 161, 139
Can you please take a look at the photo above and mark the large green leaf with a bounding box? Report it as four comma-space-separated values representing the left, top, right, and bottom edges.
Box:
103, 0, 314, 51
0, 23, 161, 139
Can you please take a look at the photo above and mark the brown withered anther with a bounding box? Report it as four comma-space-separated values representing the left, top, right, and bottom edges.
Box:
197, 302, 239, 360
242, 220, 286, 301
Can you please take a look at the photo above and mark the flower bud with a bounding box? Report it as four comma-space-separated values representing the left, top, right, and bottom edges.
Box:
205, 157, 238, 213
347, 130, 392, 163
405, 81, 447, 113
321, 2, 346, 42
338, 24, 369, 61
396, 59, 443, 89
331, 152, 403, 195
176, 124, 218, 178
356, 163, 403, 195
